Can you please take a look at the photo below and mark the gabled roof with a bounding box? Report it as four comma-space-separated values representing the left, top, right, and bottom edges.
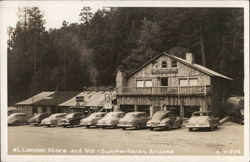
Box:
128, 52, 233, 80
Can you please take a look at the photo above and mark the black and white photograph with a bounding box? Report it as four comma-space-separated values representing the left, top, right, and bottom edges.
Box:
0, 1, 249, 162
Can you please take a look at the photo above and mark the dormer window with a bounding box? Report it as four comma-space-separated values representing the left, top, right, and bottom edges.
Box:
161, 61, 167, 68
171, 60, 177, 68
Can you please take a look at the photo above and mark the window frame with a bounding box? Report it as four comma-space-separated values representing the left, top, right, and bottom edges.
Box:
136, 80, 144, 87
179, 78, 189, 86
144, 80, 153, 87
171, 59, 177, 68
161, 61, 167, 69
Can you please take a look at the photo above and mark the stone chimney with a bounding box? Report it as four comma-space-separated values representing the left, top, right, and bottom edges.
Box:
186, 53, 194, 64
116, 70, 127, 88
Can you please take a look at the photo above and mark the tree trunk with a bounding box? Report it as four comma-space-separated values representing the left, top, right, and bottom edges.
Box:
199, 25, 206, 66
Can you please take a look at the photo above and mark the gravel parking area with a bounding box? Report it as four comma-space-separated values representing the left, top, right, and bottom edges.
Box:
8, 122, 244, 156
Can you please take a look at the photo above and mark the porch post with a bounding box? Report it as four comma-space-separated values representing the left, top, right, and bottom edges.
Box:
180, 105, 184, 118
47, 106, 52, 113
134, 105, 138, 112
149, 105, 154, 117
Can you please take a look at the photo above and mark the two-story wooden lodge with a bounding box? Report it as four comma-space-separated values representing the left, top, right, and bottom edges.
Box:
115, 52, 233, 118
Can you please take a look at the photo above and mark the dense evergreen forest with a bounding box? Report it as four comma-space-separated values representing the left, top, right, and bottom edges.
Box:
7, 7, 244, 105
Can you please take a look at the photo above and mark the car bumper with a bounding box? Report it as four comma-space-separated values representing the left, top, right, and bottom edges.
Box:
80, 122, 94, 126
186, 124, 211, 128
97, 122, 116, 127
117, 124, 133, 128
41, 122, 55, 126
29, 122, 40, 125
58, 122, 71, 126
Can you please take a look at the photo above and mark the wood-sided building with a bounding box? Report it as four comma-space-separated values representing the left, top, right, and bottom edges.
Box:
115, 52, 233, 118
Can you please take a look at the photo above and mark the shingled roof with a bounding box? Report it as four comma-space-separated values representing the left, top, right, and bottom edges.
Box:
128, 52, 233, 80
16, 90, 116, 107
31, 91, 81, 106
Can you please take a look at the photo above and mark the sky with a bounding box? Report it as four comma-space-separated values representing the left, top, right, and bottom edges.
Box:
5, 2, 105, 30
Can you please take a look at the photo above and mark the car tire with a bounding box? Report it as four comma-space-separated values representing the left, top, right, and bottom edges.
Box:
63, 126, 67, 128
122, 127, 126, 130
136, 124, 141, 130
150, 128, 154, 131
189, 128, 193, 131
86, 125, 90, 128
166, 126, 171, 131
210, 126, 215, 131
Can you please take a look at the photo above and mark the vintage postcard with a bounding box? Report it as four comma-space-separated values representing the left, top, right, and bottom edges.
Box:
0, 1, 249, 162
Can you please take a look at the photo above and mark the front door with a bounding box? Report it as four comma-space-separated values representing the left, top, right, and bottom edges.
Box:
165, 106, 180, 117
184, 106, 200, 118
120, 105, 134, 113
161, 78, 168, 86
137, 105, 150, 114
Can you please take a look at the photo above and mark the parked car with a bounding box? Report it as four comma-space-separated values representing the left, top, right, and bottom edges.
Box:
147, 110, 182, 131
58, 112, 86, 128
186, 111, 219, 131
97, 111, 125, 128
118, 112, 150, 130
28, 113, 51, 126
80, 112, 107, 128
8, 113, 28, 126
41, 113, 67, 127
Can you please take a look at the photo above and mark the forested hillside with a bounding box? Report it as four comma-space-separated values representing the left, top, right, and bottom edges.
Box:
7, 7, 244, 105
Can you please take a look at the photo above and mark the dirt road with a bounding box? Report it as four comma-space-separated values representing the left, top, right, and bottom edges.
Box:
8, 122, 243, 156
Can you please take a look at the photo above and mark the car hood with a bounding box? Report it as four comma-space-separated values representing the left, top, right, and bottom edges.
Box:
42, 117, 58, 122
8, 116, 17, 122
81, 117, 95, 122
189, 116, 210, 123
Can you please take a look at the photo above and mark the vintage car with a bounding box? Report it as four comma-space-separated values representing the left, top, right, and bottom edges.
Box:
80, 112, 107, 128
8, 113, 28, 126
186, 111, 219, 131
97, 111, 125, 128
146, 110, 182, 131
118, 112, 150, 130
41, 113, 67, 127
28, 113, 51, 126
58, 112, 86, 128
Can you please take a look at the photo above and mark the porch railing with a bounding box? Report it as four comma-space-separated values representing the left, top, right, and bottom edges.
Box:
117, 86, 210, 96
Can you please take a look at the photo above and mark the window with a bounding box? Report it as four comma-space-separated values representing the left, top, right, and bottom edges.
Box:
179, 78, 188, 86
136, 80, 144, 87
161, 61, 167, 68
42, 107, 47, 112
189, 78, 198, 86
171, 60, 177, 68
145, 80, 152, 87
153, 61, 158, 69
32, 107, 38, 114
161, 78, 168, 86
